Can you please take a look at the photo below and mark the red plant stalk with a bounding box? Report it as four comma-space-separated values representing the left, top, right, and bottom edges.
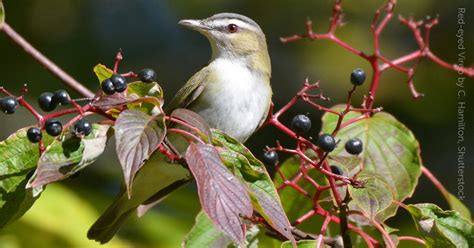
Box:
265, 0, 472, 246
281, 0, 473, 107
1, 0, 468, 245
1, 23, 94, 98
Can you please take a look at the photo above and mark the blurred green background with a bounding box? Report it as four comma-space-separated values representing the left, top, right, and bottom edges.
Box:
0, 0, 472, 247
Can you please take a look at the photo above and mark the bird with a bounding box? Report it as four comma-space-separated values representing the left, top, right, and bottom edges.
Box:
88, 13, 272, 244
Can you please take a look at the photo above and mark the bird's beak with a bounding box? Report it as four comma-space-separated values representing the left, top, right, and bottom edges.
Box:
178, 19, 210, 32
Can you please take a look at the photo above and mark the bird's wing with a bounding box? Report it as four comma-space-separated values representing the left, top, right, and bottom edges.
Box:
87, 152, 191, 243
254, 84, 272, 133
165, 66, 210, 114
257, 104, 270, 129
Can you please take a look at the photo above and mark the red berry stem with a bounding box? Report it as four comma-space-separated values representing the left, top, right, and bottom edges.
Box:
120, 71, 138, 78
167, 128, 205, 145
281, 0, 473, 109
263, 0, 473, 245
113, 50, 123, 74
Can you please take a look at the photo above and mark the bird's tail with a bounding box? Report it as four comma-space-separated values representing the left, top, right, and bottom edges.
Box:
88, 153, 191, 244
87, 194, 136, 244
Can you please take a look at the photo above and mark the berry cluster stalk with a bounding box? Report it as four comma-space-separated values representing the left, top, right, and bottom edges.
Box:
263, 0, 473, 246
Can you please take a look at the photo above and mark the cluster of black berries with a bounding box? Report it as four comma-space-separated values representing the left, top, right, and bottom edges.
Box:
38, 89, 70, 112
26, 118, 93, 143
101, 74, 127, 95
287, 115, 363, 155
101, 68, 156, 95
316, 134, 363, 154
0, 96, 18, 114
326, 138, 363, 177
261, 68, 367, 170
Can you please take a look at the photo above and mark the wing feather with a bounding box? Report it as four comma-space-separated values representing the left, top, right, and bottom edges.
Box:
165, 66, 210, 114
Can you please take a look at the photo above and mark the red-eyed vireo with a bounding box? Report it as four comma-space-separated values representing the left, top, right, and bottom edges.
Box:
88, 13, 272, 243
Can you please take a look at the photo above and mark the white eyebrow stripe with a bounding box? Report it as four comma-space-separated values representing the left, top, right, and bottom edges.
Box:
211, 19, 259, 32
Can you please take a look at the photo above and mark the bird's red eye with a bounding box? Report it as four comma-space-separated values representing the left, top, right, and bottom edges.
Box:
226, 24, 238, 33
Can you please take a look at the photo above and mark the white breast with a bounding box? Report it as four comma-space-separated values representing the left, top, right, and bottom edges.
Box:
190, 58, 271, 142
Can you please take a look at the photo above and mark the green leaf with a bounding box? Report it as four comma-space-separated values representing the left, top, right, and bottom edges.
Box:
115, 109, 166, 197
0, 127, 54, 228
127, 81, 164, 115
27, 124, 110, 189
281, 240, 327, 247
407, 203, 473, 248
348, 171, 394, 220
93, 64, 113, 84
383, 234, 400, 248
445, 192, 472, 221
328, 155, 361, 174
273, 152, 331, 229
212, 130, 295, 243
184, 211, 260, 248
274, 152, 360, 223
321, 106, 422, 222
326, 155, 359, 206
127, 81, 163, 99
211, 129, 272, 182
0, 1, 5, 29
183, 211, 232, 247
383, 224, 400, 234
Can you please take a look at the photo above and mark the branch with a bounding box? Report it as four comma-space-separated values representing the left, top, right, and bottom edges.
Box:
348, 210, 395, 248
421, 166, 451, 201
281, 0, 473, 109
398, 236, 426, 245
1, 22, 94, 98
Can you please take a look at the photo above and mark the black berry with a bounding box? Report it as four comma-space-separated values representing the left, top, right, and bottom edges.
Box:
53, 89, 70, 105
45, 118, 63, 136
0, 96, 18, 114
110, 74, 127, 93
38, 92, 57, 112
330, 165, 343, 176
317, 133, 336, 152
101, 78, 116, 95
345, 138, 363, 155
291, 114, 312, 134
27, 127, 42, 143
350, 68, 366, 86
138, 68, 157, 83
74, 119, 93, 136
262, 151, 279, 166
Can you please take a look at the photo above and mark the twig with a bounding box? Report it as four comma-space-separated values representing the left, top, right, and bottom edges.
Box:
348, 210, 395, 248
281, 0, 474, 109
421, 166, 451, 201
1, 22, 94, 98
398, 236, 426, 245
339, 196, 352, 248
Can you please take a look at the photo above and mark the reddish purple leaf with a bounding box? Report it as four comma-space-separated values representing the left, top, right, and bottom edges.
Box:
185, 143, 252, 246
92, 94, 139, 110
115, 109, 166, 197
171, 108, 212, 142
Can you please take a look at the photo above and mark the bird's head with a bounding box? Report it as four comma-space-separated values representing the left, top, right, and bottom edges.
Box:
179, 13, 270, 68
